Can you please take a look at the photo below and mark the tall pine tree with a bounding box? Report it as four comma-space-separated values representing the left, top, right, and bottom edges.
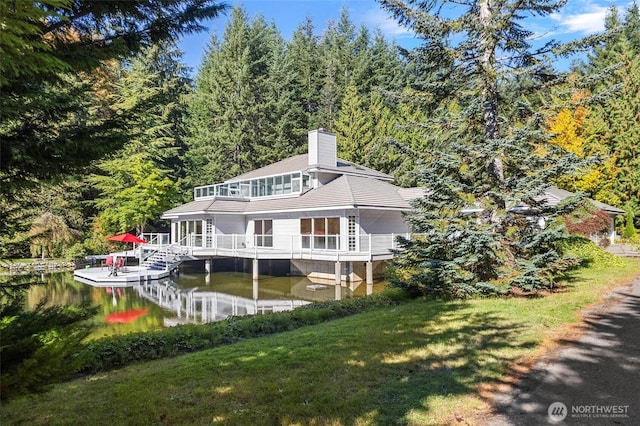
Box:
184, 7, 285, 185
379, 0, 592, 296
288, 17, 324, 130
582, 4, 640, 228
91, 43, 187, 235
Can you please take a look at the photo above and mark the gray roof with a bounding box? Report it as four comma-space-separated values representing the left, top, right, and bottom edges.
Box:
165, 176, 626, 219
163, 198, 247, 216
163, 175, 410, 218
230, 154, 308, 181
398, 187, 425, 201
228, 154, 392, 182
542, 186, 625, 215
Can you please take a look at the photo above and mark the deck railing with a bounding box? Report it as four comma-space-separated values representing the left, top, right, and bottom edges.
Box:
142, 232, 417, 260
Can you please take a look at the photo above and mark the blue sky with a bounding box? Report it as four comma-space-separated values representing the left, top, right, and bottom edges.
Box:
178, 0, 635, 74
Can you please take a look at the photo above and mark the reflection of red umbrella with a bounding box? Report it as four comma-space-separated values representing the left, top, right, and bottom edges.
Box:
106, 308, 148, 324
106, 233, 146, 244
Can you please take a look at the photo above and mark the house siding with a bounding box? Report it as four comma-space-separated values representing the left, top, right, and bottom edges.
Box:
215, 215, 245, 234
359, 210, 409, 234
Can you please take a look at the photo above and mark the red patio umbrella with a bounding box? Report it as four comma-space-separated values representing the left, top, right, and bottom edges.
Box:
106, 233, 147, 244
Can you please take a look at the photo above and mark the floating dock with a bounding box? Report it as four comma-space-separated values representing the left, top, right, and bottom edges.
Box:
73, 265, 171, 286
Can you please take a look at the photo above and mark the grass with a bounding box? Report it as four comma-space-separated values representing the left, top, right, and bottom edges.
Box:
2, 259, 639, 425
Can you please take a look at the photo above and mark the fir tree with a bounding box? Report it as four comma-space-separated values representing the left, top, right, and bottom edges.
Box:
91, 43, 188, 235
288, 17, 324, 130
379, 0, 592, 296
184, 8, 283, 185
318, 8, 371, 130
259, 28, 308, 164
0, 0, 226, 190
334, 84, 371, 164
582, 4, 640, 227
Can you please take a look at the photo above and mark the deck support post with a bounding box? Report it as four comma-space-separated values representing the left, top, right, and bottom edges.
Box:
335, 261, 341, 286
205, 258, 212, 274
252, 258, 259, 280
366, 261, 373, 285
334, 282, 342, 300
253, 277, 259, 299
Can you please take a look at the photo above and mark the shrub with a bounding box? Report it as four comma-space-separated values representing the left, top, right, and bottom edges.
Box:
561, 236, 625, 269
564, 209, 610, 238
63, 242, 87, 260
623, 210, 636, 239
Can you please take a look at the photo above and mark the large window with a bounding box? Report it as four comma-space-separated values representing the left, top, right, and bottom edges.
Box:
178, 220, 203, 246
255, 219, 273, 247
301, 217, 340, 250
194, 172, 310, 200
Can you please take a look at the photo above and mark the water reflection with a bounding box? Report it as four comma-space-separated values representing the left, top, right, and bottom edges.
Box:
15, 270, 386, 338
136, 279, 311, 326
143, 272, 383, 326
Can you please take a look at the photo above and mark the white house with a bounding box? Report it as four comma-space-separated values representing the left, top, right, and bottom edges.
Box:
161, 129, 418, 284
160, 129, 624, 284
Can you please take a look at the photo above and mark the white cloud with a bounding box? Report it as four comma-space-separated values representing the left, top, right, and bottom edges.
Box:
550, 0, 636, 36
362, 8, 412, 37
551, 5, 610, 35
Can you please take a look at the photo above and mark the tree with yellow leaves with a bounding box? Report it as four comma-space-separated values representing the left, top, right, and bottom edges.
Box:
545, 99, 618, 205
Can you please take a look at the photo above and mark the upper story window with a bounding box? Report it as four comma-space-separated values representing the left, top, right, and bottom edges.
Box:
193, 172, 309, 200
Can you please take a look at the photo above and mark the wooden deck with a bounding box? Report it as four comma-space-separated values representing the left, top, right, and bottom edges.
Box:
73, 265, 171, 286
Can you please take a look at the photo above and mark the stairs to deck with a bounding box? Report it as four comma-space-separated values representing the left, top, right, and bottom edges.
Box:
141, 246, 196, 272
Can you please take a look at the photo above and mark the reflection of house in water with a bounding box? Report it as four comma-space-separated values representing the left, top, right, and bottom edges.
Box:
135, 279, 323, 325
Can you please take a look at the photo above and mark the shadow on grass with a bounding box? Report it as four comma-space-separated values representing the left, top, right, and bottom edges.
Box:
1, 299, 537, 425
489, 279, 640, 425
180, 300, 535, 425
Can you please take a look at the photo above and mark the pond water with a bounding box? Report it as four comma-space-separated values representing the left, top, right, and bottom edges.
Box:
16, 267, 386, 339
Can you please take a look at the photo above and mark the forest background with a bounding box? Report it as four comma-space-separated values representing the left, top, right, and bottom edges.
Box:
1, 2, 639, 260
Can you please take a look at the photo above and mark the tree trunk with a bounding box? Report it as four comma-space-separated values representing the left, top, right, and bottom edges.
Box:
479, 0, 504, 184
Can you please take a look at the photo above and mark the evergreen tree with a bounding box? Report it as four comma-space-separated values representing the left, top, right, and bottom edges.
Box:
0, 0, 226, 191
184, 8, 284, 185
91, 43, 189, 235
288, 17, 324, 130
0, 0, 226, 251
365, 91, 401, 176
334, 84, 371, 164
582, 4, 640, 227
623, 209, 637, 239
317, 8, 371, 129
260, 32, 308, 164
379, 0, 592, 296
113, 42, 192, 190
390, 94, 431, 187
370, 30, 407, 92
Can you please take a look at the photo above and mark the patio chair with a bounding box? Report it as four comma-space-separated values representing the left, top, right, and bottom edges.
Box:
106, 256, 114, 276
115, 257, 124, 274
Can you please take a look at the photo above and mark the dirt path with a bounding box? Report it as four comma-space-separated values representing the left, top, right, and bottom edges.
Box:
482, 276, 640, 425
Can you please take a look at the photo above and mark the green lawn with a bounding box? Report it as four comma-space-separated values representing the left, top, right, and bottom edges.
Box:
2, 260, 638, 425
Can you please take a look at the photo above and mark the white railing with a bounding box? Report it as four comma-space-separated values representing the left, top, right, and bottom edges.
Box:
141, 233, 171, 245
140, 232, 417, 259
